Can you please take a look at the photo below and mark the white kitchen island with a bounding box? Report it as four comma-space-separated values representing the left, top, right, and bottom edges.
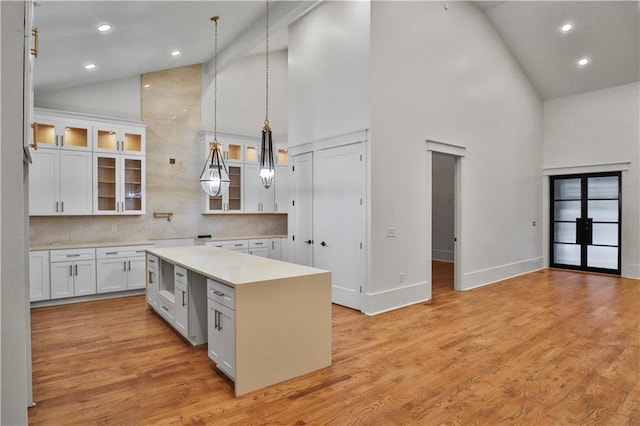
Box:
145, 245, 332, 396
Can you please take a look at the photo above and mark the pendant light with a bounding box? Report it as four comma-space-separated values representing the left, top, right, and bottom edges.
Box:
259, 0, 275, 189
200, 16, 230, 197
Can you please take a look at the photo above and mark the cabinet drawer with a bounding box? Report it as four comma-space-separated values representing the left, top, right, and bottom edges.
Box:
174, 265, 188, 284
147, 254, 159, 271
207, 280, 235, 310
157, 291, 175, 322
97, 245, 153, 259
206, 240, 248, 250
50, 248, 95, 262
249, 239, 268, 249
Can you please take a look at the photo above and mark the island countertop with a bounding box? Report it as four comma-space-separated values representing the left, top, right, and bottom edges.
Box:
147, 245, 329, 287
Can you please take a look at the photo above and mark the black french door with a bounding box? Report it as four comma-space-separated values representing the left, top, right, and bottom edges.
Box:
550, 172, 621, 275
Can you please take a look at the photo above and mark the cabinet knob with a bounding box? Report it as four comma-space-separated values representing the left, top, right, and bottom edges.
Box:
304, 240, 313, 245
320, 241, 327, 247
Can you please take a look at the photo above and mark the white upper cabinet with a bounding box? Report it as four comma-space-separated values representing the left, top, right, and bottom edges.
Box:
199, 131, 287, 214
33, 113, 91, 151
29, 148, 93, 216
93, 123, 145, 155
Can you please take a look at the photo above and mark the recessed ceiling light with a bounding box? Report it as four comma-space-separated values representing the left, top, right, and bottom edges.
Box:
577, 57, 590, 67
560, 22, 573, 33
84, 63, 97, 70
97, 23, 112, 32
171, 50, 182, 57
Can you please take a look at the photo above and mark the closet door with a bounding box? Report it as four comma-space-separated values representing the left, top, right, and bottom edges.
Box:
291, 153, 314, 267
550, 172, 621, 275
313, 143, 366, 310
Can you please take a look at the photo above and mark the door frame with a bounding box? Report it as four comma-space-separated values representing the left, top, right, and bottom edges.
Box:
549, 171, 622, 275
427, 139, 465, 292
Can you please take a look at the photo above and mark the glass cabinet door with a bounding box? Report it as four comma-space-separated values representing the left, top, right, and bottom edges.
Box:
96, 155, 118, 213
123, 157, 144, 213
34, 119, 90, 150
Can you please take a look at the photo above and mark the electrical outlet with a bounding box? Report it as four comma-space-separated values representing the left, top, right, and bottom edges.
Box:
111, 224, 117, 232
400, 272, 405, 283
387, 227, 396, 238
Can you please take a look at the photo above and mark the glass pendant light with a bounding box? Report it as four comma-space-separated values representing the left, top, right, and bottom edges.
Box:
199, 16, 230, 197
259, 0, 275, 189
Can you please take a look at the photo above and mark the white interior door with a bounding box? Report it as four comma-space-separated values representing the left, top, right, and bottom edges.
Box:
291, 153, 314, 267
313, 143, 365, 310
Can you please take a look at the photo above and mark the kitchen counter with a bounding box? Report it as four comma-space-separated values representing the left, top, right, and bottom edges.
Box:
145, 245, 332, 396
147, 245, 319, 287
30, 240, 154, 251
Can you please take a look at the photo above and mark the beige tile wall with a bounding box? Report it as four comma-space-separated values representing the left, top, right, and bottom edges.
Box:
29, 65, 287, 246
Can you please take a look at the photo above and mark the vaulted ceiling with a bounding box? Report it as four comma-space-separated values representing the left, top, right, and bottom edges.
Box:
33, 1, 639, 101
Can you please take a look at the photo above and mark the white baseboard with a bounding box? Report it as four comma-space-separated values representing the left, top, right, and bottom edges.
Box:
432, 249, 454, 262
363, 281, 431, 316
623, 263, 640, 279
462, 257, 544, 291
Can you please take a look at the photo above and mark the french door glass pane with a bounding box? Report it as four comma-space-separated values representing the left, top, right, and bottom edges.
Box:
554, 201, 581, 221
587, 246, 618, 269
554, 243, 580, 266
588, 176, 619, 199
554, 222, 576, 244
588, 200, 619, 222
592, 223, 618, 246
554, 178, 581, 199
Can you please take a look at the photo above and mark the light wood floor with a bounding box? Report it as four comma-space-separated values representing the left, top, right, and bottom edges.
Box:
29, 263, 639, 425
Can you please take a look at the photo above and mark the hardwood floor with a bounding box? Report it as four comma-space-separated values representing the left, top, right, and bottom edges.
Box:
29, 264, 639, 425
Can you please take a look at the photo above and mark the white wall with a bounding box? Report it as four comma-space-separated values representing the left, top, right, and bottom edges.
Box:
34, 75, 141, 120
202, 50, 288, 139
1, 1, 29, 423
543, 82, 640, 278
368, 1, 543, 312
288, 0, 370, 145
432, 153, 455, 262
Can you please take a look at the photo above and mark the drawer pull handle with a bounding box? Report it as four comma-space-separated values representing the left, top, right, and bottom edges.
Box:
66, 254, 80, 257
105, 251, 118, 255
176, 272, 184, 277
254, 242, 264, 246
148, 259, 156, 263
213, 290, 225, 297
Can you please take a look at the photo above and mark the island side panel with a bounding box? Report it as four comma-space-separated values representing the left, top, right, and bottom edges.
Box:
234, 272, 332, 396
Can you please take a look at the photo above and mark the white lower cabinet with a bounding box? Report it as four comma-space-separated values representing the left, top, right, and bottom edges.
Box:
207, 279, 235, 379
49, 248, 96, 299
146, 255, 207, 345
248, 238, 268, 257
146, 254, 159, 308
174, 281, 189, 337
96, 245, 152, 293
29, 251, 50, 302
267, 238, 282, 260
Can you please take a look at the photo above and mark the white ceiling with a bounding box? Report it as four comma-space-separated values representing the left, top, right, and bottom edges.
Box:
34, 1, 640, 101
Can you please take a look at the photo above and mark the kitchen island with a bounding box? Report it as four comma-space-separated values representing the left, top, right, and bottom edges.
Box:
146, 245, 332, 396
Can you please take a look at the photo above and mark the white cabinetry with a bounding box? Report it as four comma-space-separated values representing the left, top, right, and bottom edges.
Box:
49, 248, 96, 299
146, 255, 207, 345
199, 131, 288, 215
267, 238, 282, 260
94, 153, 145, 215
205, 239, 249, 254
93, 123, 145, 155
33, 113, 91, 151
29, 148, 93, 215
96, 245, 151, 293
244, 164, 275, 213
146, 254, 160, 308
248, 239, 269, 257
207, 279, 235, 379
29, 251, 50, 302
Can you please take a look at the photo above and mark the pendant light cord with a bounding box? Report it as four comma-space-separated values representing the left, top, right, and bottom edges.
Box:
212, 16, 219, 142
264, 0, 269, 128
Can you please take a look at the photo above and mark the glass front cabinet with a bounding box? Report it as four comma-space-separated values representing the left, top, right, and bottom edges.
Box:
93, 124, 145, 155
33, 114, 91, 151
94, 153, 145, 215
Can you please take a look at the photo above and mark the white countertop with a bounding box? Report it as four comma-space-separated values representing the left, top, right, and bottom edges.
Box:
147, 246, 329, 287
31, 240, 154, 251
